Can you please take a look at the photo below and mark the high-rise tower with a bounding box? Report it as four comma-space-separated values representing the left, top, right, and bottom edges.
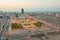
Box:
18, 8, 25, 19
21, 8, 24, 15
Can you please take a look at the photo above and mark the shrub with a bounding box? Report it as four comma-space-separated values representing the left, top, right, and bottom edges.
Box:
11, 23, 23, 29
33, 22, 43, 27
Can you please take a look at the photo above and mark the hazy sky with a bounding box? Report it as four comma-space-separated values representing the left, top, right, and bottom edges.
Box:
0, 0, 60, 12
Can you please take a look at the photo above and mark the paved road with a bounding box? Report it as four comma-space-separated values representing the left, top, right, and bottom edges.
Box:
33, 15, 60, 25
0, 18, 6, 28
7, 28, 60, 40
6, 28, 46, 40
0, 18, 10, 40
4, 14, 60, 40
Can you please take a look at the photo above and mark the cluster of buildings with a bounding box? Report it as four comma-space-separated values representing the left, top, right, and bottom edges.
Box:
30, 12, 60, 18
47, 12, 60, 17
10, 11, 37, 28
10, 8, 44, 29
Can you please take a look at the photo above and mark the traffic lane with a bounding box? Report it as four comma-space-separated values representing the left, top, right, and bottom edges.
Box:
0, 19, 9, 38
34, 15, 60, 25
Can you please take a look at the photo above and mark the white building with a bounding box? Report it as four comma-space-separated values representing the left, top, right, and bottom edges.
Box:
55, 13, 60, 17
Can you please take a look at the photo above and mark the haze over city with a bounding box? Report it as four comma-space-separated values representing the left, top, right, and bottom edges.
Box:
0, 0, 60, 40
0, 0, 60, 12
